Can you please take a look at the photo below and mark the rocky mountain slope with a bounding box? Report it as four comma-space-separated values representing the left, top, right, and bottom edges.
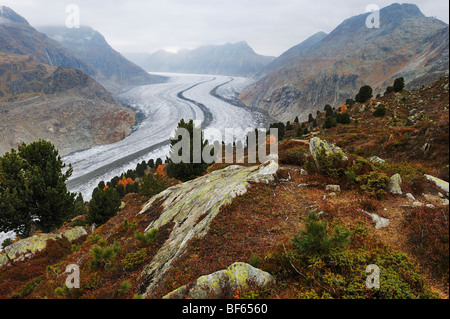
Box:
0, 54, 136, 156
0, 6, 140, 156
0, 76, 448, 300
0, 6, 165, 93
239, 3, 449, 122
0, 6, 95, 78
37, 26, 166, 93
126, 41, 275, 77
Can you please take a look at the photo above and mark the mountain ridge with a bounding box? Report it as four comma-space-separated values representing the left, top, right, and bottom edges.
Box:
37, 25, 167, 93
126, 41, 275, 77
239, 3, 449, 122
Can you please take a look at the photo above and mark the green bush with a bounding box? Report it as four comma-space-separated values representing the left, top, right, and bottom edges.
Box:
280, 146, 307, 166
373, 104, 387, 117
266, 221, 439, 299
292, 212, 351, 256
122, 248, 147, 270
118, 281, 132, 295
13, 278, 42, 298
89, 241, 120, 270
135, 229, 158, 245
356, 171, 390, 199
316, 150, 346, 179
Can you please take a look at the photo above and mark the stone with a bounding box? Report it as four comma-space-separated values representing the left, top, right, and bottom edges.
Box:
368, 156, 385, 164
388, 174, 403, 195
326, 185, 341, 192
300, 169, 308, 176
0, 226, 87, 269
138, 160, 278, 297
425, 174, 449, 195
3, 233, 61, 261
406, 193, 416, 202
361, 210, 390, 229
413, 201, 423, 207
163, 262, 274, 299
61, 226, 88, 242
308, 137, 348, 169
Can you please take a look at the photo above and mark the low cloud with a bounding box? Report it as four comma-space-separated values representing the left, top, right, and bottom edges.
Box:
1, 0, 448, 56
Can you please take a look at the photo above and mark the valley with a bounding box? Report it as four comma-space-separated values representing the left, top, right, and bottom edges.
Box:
64, 73, 270, 200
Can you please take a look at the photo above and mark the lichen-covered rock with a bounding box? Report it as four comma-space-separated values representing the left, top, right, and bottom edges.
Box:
163, 262, 274, 299
0, 253, 8, 268
61, 226, 88, 242
3, 234, 60, 261
388, 173, 403, 195
326, 185, 341, 192
0, 227, 87, 268
361, 210, 390, 229
425, 174, 449, 195
406, 193, 416, 202
138, 160, 278, 297
308, 137, 348, 168
369, 156, 385, 164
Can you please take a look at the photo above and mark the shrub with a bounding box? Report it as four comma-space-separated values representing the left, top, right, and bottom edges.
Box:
1, 238, 13, 249
89, 241, 120, 270
373, 104, 387, 117
280, 146, 307, 166
118, 281, 132, 295
404, 207, 449, 281
355, 171, 390, 199
13, 278, 42, 298
122, 248, 147, 270
250, 254, 262, 268
292, 212, 351, 256
315, 150, 347, 179
384, 86, 395, 96
135, 229, 158, 245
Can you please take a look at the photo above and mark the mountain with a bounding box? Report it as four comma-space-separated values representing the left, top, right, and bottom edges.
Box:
0, 7, 137, 155
126, 41, 275, 77
0, 53, 136, 156
239, 3, 449, 122
0, 6, 94, 76
37, 26, 166, 93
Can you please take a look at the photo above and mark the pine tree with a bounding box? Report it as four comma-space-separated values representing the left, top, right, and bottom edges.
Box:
355, 85, 373, 103
166, 119, 210, 182
87, 186, 121, 226
0, 140, 75, 237
393, 77, 405, 92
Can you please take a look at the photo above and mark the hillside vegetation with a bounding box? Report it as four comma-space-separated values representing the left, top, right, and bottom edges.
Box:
0, 76, 448, 299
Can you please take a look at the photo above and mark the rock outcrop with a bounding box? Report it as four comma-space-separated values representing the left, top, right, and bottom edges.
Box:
163, 262, 274, 299
138, 160, 278, 297
308, 137, 348, 168
0, 227, 87, 268
425, 174, 449, 196
388, 174, 403, 195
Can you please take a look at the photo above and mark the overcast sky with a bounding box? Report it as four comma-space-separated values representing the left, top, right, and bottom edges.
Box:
1, 0, 449, 56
